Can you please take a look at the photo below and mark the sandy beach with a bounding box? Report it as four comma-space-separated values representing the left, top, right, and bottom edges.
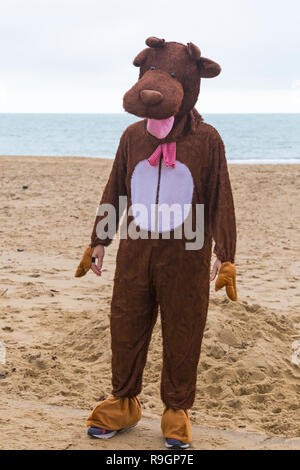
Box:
0, 155, 300, 450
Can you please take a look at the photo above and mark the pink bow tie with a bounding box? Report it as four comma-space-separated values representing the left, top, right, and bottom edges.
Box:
148, 142, 176, 168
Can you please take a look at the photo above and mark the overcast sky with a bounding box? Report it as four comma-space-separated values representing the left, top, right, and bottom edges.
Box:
0, 0, 299, 113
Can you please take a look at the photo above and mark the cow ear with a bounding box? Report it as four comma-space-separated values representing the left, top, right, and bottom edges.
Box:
145, 36, 165, 48
133, 48, 149, 67
198, 57, 221, 78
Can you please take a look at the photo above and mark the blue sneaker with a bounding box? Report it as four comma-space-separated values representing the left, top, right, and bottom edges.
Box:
88, 423, 137, 439
165, 438, 190, 449
88, 427, 117, 439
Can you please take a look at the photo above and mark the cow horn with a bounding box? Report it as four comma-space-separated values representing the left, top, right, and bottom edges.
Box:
187, 42, 201, 61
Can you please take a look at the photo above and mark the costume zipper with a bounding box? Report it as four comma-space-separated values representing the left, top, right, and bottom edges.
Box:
154, 154, 163, 232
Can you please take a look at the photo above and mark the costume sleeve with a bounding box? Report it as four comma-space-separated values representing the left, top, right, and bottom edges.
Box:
90, 132, 127, 248
207, 134, 236, 263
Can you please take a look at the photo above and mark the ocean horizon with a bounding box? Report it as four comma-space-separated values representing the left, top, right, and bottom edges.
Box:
0, 113, 299, 164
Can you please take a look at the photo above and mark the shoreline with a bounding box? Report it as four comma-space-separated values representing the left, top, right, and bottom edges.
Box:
1, 154, 300, 164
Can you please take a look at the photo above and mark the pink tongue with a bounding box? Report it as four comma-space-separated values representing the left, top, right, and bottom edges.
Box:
147, 116, 175, 139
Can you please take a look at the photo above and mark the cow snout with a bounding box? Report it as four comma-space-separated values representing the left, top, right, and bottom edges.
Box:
140, 89, 163, 105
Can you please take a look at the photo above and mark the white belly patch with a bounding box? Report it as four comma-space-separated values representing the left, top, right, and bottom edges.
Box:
130, 159, 194, 232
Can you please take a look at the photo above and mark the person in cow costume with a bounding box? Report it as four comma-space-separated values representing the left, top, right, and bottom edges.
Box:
75, 36, 237, 449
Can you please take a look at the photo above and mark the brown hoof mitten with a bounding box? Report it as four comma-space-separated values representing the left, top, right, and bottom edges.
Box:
215, 261, 237, 301
74, 245, 93, 277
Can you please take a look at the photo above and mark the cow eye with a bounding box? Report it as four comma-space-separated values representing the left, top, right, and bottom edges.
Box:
171, 72, 176, 78
150, 66, 156, 70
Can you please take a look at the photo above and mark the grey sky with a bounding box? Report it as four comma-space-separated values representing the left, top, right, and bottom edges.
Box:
0, 0, 299, 112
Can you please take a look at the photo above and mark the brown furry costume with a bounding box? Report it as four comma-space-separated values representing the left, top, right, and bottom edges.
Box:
76, 37, 237, 444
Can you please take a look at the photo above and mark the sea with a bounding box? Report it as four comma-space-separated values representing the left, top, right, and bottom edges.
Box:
0, 113, 299, 163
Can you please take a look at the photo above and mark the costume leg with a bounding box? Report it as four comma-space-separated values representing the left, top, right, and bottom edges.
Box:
153, 242, 210, 443
111, 241, 158, 398
87, 240, 158, 430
